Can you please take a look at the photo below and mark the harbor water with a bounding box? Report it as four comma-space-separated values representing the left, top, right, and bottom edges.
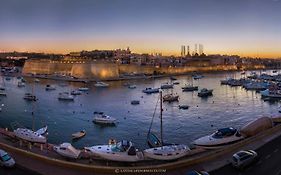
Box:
0, 71, 279, 150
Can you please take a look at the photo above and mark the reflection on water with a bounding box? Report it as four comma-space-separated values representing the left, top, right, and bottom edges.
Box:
0, 70, 279, 149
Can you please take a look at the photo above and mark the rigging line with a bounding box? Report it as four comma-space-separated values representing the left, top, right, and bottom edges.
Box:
147, 94, 160, 136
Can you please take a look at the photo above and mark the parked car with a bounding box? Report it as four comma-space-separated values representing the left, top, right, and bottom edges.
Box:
0, 149, 15, 167
231, 150, 258, 169
186, 170, 209, 175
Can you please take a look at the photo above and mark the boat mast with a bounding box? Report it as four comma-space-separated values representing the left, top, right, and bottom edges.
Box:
160, 90, 163, 147
32, 80, 35, 131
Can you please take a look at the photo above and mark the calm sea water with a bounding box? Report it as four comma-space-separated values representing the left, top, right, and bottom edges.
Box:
0, 70, 279, 150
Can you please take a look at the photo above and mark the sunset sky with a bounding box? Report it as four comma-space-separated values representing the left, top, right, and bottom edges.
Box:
0, 0, 281, 57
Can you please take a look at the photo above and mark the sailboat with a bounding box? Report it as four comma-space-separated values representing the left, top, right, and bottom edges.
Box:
144, 90, 190, 160
0, 76, 7, 96
14, 81, 47, 143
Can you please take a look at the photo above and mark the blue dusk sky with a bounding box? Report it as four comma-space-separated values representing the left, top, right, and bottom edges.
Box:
0, 0, 281, 57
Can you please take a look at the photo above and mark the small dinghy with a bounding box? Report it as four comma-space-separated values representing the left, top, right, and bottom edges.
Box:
71, 90, 82, 95
24, 93, 37, 101
179, 105, 189, 110
45, 85, 56, 91
94, 82, 109, 87
35, 126, 48, 135
54, 143, 81, 159
78, 87, 89, 91
18, 82, 25, 87
72, 130, 86, 139
131, 100, 140, 105
128, 85, 137, 89
58, 92, 74, 101
147, 132, 161, 148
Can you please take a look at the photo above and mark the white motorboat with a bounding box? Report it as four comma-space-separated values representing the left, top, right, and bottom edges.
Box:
128, 85, 137, 89
58, 92, 74, 101
54, 143, 81, 159
34, 79, 40, 83
78, 87, 89, 91
192, 74, 204, 80
71, 90, 82, 95
193, 127, 244, 149
45, 85, 56, 91
85, 140, 143, 162
93, 112, 116, 124
17, 82, 25, 87
14, 128, 47, 143
35, 126, 48, 135
145, 91, 190, 160
0, 90, 7, 96
94, 82, 109, 87
23, 93, 37, 101
142, 87, 159, 94
143, 144, 190, 160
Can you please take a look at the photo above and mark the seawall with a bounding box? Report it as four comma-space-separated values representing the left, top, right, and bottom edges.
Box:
22, 59, 265, 80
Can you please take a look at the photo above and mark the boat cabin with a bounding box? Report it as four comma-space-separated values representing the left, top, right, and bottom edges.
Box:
212, 127, 240, 139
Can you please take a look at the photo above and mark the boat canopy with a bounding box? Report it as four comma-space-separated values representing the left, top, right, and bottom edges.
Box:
112, 140, 131, 152
212, 127, 237, 138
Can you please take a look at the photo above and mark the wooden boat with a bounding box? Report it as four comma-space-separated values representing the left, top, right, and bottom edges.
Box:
72, 130, 86, 139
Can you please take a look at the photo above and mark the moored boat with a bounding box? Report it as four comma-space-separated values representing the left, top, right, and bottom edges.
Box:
128, 85, 137, 89
163, 94, 179, 103
198, 88, 213, 97
192, 74, 204, 80
17, 82, 25, 87
94, 82, 109, 87
160, 83, 173, 89
193, 127, 244, 149
182, 85, 199, 92
58, 92, 74, 101
23, 93, 37, 101
179, 105, 189, 110
14, 128, 47, 143
45, 85, 56, 91
144, 90, 190, 160
54, 143, 81, 159
142, 87, 159, 94
78, 87, 89, 91
93, 112, 116, 125
84, 140, 143, 162
0, 90, 7, 96
71, 90, 82, 95
131, 100, 140, 105
143, 144, 190, 160
72, 130, 86, 139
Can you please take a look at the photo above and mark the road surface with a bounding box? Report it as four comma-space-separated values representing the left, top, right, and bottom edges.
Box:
212, 134, 281, 175
0, 166, 39, 175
